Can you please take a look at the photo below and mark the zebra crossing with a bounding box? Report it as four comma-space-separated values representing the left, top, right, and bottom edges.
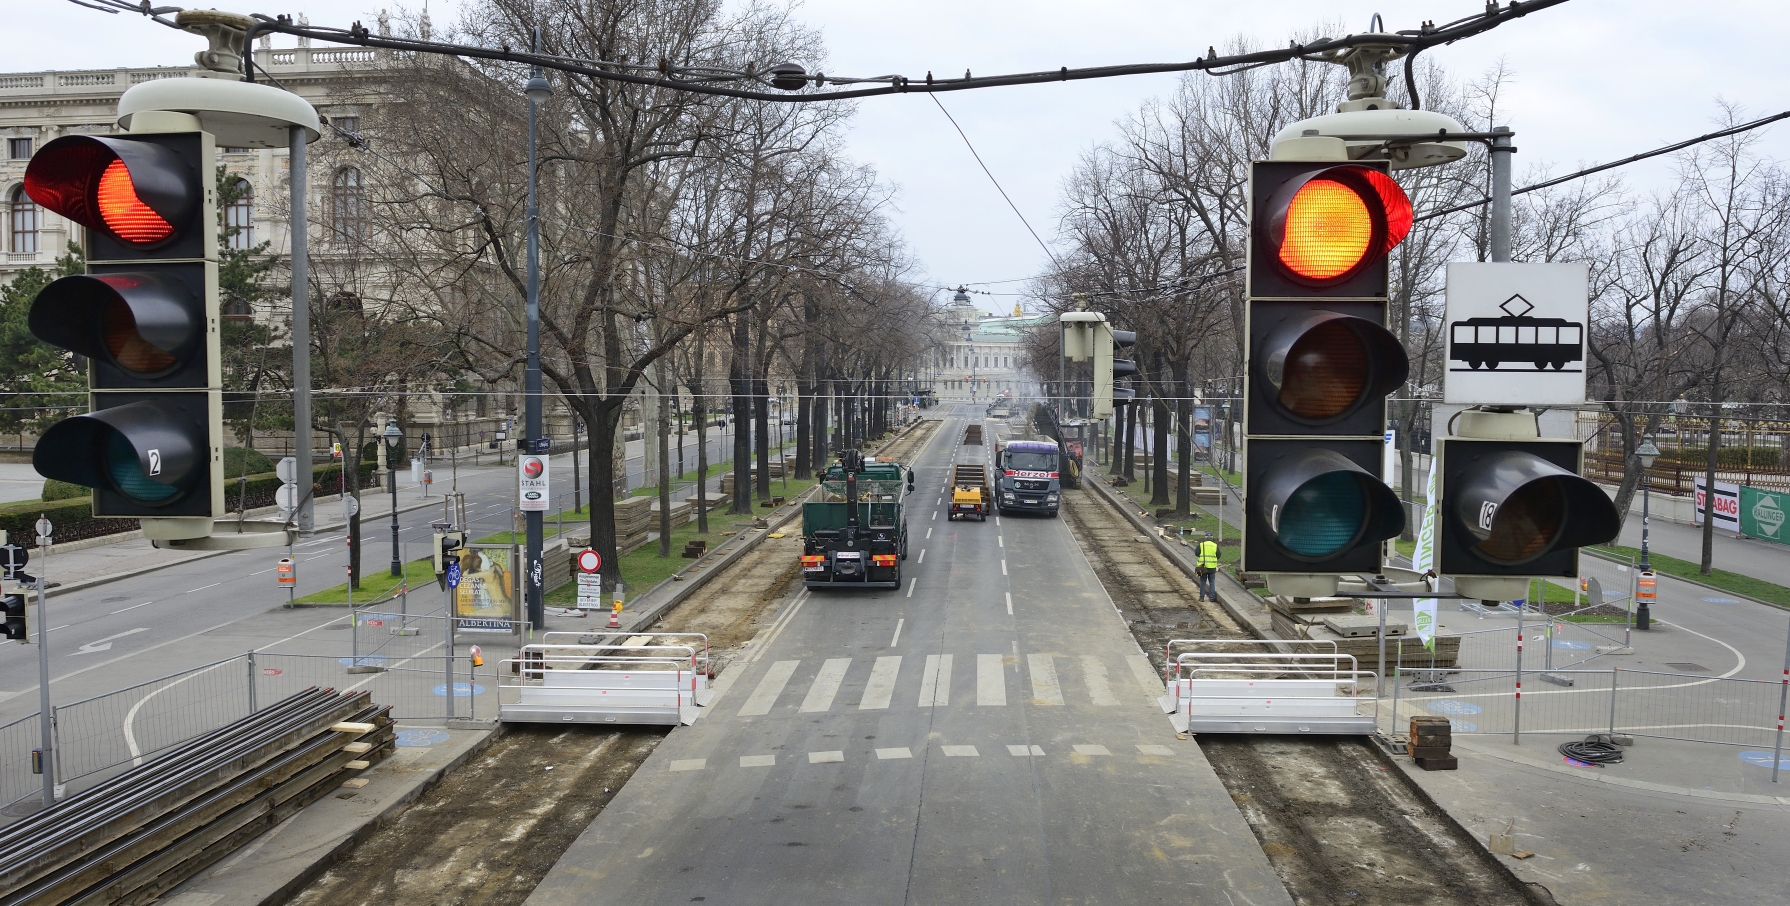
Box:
732, 651, 1162, 717
665, 743, 1183, 773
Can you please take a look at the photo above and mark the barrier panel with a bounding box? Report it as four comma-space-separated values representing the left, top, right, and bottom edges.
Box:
0, 713, 42, 814
1160, 639, 1377, 735
499, 632, 711, 726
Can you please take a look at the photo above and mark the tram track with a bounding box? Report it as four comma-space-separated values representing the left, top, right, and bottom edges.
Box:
1061, 483, 1554, 906
282, 419, 941, 906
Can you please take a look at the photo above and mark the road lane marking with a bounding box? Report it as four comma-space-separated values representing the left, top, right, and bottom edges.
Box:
941, 745, 979, 757
71, 627, 150, 655
890, 619, 904, 647
906, 578, 916, 598
669, 759, 707, 772
919, 654, 952, 707
876, 747, 912, 759
1073, 744, 1111, 756
110, 601, 156, 615
740, 755, 775, 767
936, 497, 942, 505
1005, 592, 1013, 615
1007, 745, 1045, 756
808, 751, 845, 764
976, 654, 1006, 706
918, 549, 926, 564
859, 656, 901, 710
800, 658, 852, 712
998, 536, 1003, 548
1137, 745, 1176, 756
185, 583, 220, 594
738, 660, 800, 716
1028, 654, 1064, 706
996, 517, 1000, 526
1082, 655, 1118, 706
1000, 560, 1007, 576
926, 527, 932, 539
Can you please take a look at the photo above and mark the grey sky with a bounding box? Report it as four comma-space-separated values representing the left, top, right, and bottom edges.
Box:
15, 0, 1786, 309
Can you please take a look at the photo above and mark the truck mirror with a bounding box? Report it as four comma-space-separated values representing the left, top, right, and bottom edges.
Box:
907, 469, 916, 487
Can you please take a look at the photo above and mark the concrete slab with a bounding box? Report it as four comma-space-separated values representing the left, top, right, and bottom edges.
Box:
159, 725, 498, 906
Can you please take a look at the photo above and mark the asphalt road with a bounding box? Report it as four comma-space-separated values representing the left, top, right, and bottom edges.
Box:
522, 405, 1290, 905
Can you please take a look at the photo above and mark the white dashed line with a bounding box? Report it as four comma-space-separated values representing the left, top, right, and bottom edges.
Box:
740, 755, 775, 767
890, 619, 904, 647
1005, 592, 1013, 615
808, 751, 845, 764
876, 747, 913, 759
669, 759, 707, 772
941, 745, 979, 757
906, 578, 916, 598
1072, 745, 1111, 756
918, 549, 925, 564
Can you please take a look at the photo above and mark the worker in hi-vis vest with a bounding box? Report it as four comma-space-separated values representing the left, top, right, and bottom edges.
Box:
1195, 532, 1219, 603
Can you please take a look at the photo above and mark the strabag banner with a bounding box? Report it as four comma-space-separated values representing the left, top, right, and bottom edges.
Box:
1693, 475, 1741, 533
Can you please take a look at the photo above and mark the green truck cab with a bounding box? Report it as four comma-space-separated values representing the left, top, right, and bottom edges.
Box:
801, 452, 913, 589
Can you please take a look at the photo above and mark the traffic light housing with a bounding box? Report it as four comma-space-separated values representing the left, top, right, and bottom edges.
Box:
434, 531, 467, 590
2, 593, 25, 642
1436, 413, 1620, 600
1092, 322, 1137, 419
23, 127, 223, 539
1243, 159, 1413, 593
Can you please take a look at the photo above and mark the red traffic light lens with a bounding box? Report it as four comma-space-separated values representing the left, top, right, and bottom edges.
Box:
1278, 319, 1367, 419
1279, 179, 1373, 281
1363, 169, 1413, 252
97, 159, 175, 245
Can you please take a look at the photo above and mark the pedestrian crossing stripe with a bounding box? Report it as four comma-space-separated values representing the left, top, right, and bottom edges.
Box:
683, 743, 1180, 771
737, 652, 1160, 717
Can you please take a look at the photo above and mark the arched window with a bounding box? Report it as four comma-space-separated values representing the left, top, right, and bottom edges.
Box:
331, 167, 368, 242
9, 185, 38, 254
224, 178, 254, 250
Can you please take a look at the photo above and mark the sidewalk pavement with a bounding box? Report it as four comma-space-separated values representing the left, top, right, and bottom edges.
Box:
1613, 514, 1790, 578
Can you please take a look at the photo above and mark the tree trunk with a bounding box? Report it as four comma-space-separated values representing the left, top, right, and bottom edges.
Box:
577, 397, 624, 592
795, 380, 813, 480
1151, 395, 1170, 506
658, 361, 672, 559
1121, 402, 1137, 481
693, 349, 710, 535
1175, 390, 1191, 517
754, 372, 770, 499
813, 379, 830, 471
729, 313, 752, 515
1701, 409, 1720, 574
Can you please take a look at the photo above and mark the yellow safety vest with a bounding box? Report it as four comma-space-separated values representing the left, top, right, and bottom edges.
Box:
1197, 540, 1220, 569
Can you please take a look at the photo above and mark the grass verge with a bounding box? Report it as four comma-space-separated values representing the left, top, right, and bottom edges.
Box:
1589, 544, 1790, 608
293, 557, 439, 605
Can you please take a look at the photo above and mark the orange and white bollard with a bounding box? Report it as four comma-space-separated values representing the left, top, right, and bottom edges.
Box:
607, 584, 624, 629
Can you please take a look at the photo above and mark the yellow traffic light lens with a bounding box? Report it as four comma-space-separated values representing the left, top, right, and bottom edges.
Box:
101, 293, 177, 373
97, 159, 174, 245
1279, 179, 1372, 280
1278, 320, 1366, 419
1479, 481, 1562, 563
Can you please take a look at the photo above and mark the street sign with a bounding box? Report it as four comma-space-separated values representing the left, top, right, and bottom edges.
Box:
532, 437, 552, 454
276, 456, 298, 484
342, 496, 359, 519
276, 558, 295, 586
1444, 262, 1589, 406
34, 517, 52, 547
577, 549, 602, 573
446, 561, 462, 589
274, 484, 299, 513
518, 455, 549, 512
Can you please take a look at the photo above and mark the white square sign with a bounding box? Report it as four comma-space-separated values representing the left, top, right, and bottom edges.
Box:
1443, 262, 1589, 406
518, 454, 550, 512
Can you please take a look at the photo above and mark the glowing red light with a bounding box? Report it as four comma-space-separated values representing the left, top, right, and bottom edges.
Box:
96, 159, 173, 245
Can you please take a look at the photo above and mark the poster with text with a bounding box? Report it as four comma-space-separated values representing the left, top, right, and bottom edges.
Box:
454, 545, 518, 631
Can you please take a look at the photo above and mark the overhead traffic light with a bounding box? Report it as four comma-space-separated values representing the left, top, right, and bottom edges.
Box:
1092, 321, 1137, 419
2, 593, 25, 642
1435, 410, 1620, 601
22, 128, 224, 540
1243, 159, 1413, 593
434, 531, 467, 590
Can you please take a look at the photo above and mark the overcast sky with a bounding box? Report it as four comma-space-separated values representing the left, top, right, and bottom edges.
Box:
15, 0, 1787, 310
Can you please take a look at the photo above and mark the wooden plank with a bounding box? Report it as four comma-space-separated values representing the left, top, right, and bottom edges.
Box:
340, 778, 370, 789
330, 722, 377, 734
341, 741, 373, 754
343, 760, 371, 770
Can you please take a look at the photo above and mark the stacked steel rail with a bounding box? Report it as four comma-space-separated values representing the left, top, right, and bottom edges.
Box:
0, 687, 394, 905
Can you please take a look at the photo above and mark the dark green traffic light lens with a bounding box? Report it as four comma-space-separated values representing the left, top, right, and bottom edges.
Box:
107, 431, 176, 502
1279, 471, 1365, 557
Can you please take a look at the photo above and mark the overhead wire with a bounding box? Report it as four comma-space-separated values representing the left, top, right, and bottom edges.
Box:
929, 95, 1061, 272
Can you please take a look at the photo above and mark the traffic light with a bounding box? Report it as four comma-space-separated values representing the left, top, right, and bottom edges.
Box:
434, 531, 466, 590
2, 593, 25, 642
1435, 411, 1620, 600
22, 128, 223, 540
1243, 159, 1413, 593
1092, 322, 1137, 419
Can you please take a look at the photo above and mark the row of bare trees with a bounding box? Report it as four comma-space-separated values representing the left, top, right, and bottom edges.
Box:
1035, 32, 1790, 574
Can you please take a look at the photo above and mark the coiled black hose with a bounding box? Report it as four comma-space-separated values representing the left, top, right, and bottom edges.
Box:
1559, 736, 1625, 766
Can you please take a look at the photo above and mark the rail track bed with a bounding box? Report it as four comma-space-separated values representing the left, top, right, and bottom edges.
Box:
283, 419, 941, 906
1061, 484, 1551, 906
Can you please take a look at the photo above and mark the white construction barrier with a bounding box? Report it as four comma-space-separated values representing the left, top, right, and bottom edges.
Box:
499, 632, 711, 726
1159, 639, 1377, 735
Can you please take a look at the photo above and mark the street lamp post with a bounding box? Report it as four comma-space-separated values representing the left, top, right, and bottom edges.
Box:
384, 419, 404, 577
1636, 434, 1660, 629
522, 49, 552, 628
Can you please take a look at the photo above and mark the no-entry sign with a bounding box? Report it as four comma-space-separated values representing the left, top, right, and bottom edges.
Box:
577, 549, 603, 573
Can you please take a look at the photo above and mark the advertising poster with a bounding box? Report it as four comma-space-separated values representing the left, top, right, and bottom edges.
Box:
1740, 486, 1789, 545
518, 454, 550, 512
1693, 476, 1742, 533
454, 545, 518, 631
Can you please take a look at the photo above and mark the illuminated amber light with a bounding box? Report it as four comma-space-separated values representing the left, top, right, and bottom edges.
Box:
96, 159, 173, 244
102, 297, 175, 373
1278, 179, 1373, 280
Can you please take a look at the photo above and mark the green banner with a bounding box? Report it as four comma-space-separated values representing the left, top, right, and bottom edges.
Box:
1740, 485, 1790, 545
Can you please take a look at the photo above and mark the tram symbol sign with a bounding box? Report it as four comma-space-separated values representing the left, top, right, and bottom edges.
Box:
1444, 262, 1589, 406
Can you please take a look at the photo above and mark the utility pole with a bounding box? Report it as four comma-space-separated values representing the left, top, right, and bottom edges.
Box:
522, 35, 552, 629
290, 125, 313, 531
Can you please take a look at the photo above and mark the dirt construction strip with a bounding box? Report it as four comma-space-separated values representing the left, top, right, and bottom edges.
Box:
1060, 483, 1556, 906
279, 421, 941, 906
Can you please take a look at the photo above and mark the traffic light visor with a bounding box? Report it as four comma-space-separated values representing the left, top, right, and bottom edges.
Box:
34, 399, 201, 504
1261, 310, 1409, 425
1257, 446, 1404, 563
1265, 165, 1412, 287
24, 135, 197, 248
29, 272, 202, 377
1451, 449, 1620, 566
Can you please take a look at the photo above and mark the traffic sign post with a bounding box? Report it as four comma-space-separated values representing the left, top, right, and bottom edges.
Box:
34, 518, 52, 807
